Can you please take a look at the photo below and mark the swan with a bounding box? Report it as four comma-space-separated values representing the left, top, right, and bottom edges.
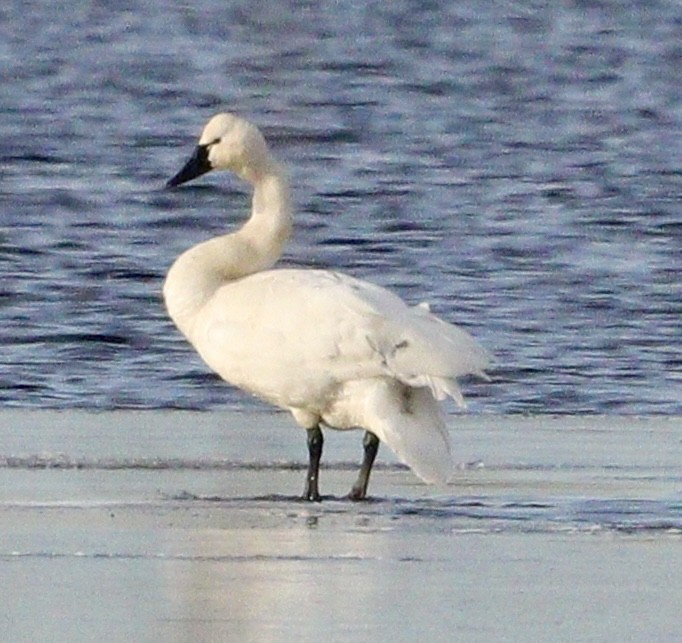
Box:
163, 113, 490, 501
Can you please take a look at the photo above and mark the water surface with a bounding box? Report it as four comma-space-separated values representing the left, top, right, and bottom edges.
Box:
1, 1, 680, 413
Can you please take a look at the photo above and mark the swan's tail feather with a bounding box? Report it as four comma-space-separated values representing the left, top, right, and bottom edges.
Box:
363, 381, 453, 485
405, 375, 466, 407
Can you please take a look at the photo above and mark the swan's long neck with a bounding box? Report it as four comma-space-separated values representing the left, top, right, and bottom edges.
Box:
163, 167, 292, 339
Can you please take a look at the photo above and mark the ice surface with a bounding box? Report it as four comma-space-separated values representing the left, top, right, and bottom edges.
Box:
1, 411, 681, 641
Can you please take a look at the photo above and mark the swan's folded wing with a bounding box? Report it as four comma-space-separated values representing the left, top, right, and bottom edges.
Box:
190, 269, 489, 408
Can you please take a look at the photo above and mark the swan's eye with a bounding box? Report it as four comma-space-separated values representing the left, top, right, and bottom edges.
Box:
208, 137, 221, 147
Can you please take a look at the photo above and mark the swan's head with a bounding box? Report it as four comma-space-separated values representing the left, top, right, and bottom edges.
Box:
166, 113, 271, 188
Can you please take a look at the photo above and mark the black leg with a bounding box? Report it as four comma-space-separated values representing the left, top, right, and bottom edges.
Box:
349, 431, 380, 501
302, 425, 323, 501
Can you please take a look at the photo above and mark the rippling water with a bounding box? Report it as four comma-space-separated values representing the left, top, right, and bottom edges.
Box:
1, 1, 680, 413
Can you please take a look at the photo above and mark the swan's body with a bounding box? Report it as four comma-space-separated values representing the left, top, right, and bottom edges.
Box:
164, 113, 490, 500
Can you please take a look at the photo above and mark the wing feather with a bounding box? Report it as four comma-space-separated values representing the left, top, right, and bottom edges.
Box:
189, 269, 489, 409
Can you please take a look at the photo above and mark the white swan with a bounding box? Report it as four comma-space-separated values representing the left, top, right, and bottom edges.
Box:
164, 113, 490, 500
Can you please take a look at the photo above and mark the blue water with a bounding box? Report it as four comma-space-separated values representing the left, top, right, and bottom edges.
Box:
1, 0, 680, 413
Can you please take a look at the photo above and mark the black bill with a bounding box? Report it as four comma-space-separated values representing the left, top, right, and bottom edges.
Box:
165, 144, 212, 188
